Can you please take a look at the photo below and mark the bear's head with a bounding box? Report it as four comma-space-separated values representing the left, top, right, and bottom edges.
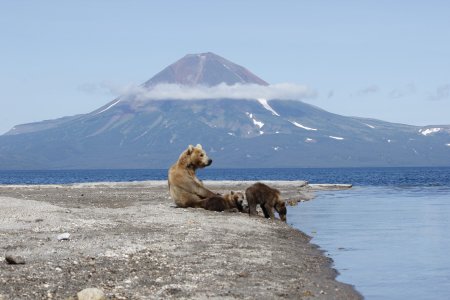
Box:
227, 191, 245, 205
181, 144, 212, 169
275, 201, 287, 222
224, 191, 246, 212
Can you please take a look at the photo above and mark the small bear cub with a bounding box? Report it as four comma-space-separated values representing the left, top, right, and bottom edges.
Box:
201, 191, 245, 212
245, 182, 287, 222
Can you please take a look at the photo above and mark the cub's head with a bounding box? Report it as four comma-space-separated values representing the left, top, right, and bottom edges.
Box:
275, 201, 287, 222
185, 144, 212, 169
225, 191, 246, 212
228, 191, 245, 205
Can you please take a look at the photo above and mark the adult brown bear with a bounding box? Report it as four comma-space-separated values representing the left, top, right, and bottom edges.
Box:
168, 144, 216, 208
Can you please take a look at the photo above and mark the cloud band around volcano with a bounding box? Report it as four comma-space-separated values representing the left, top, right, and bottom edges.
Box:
112, 83, 316, 101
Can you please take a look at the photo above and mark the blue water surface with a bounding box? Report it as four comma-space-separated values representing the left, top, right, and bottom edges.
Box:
288, 186, 450, 300
1, 167, 450, 186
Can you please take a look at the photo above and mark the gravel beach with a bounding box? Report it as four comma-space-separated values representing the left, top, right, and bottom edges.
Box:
0, 181, 361, 299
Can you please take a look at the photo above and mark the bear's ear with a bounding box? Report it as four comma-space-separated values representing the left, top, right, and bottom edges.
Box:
195, 144, 203, 150
230, 191, 234, 195
187, 145, 194, 155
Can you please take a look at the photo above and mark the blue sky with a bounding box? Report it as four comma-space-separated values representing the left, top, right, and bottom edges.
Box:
1, 1, 449, 134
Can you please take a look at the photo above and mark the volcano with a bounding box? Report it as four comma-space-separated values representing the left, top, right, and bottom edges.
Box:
0, 52, 449, 169
144, 52, 269, 87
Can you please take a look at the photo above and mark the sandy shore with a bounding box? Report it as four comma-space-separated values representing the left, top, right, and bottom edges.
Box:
0, 181, 361, 299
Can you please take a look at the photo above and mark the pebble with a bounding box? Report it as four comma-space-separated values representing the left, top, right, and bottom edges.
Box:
5, 253, 26, 265
238, 271, 250, 277
77, 288, 106, 300
57, 233, 70, 241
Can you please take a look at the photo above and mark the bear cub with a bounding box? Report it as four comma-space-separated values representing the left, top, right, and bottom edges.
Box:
245, 182, 287, 222
201, 191, 245, 212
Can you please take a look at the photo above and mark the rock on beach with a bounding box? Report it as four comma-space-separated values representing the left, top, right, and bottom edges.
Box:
57, 232, 71, 241
4, 254, 25, 265
77, 288, 106, 300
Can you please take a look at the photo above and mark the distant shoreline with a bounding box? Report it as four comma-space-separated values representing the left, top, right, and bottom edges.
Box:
2, 166, 449, 187
0, 181, 361, 299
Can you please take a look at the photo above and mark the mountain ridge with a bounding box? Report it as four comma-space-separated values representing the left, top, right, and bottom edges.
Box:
1, 53, 449, 169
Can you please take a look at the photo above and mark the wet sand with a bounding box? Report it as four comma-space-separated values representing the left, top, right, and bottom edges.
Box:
0, 181, 361, 299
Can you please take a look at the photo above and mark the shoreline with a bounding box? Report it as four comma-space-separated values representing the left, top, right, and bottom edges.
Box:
0, 181, 361, 299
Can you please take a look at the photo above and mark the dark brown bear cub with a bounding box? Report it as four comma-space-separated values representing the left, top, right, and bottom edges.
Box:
201, 191, 245, 212
245, 182, 287, 222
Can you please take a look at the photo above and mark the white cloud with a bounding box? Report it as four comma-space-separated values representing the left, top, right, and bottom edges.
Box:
428, 84, 450, 101
356, 85, 380, 96
389, 83, 417, 99
327, 90, 334, 98
110, 82, 316, 101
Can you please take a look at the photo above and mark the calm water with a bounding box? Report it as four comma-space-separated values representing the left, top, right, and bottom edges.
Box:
1, 167, 449, 186
288, 186, 450, 299
1, 167, 450, 299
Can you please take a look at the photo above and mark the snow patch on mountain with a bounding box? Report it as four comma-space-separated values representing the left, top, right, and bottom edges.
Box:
133, 129, 150, 141
419, 128, 442, 136
257, 98, 280, 116
95, 99, 120, 115
246, 112, 264, 128
254, 120, 264, 128
290, 121, 317, 131
305, 138, 315, 143
329, 136, 344, 140
363, 123, 375, 129
222, 63, 231, 71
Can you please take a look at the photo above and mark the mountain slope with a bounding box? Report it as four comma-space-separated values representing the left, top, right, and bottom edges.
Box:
1, 53, 449, 169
